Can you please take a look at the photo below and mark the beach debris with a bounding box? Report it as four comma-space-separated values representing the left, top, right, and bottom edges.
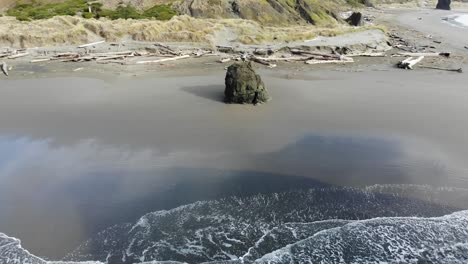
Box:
247, 49, 354, 67
216, 45, 235, 53
249, 56, 277, 68
253, 48, 275, 56
348, 52, 386, 57
73, 67, 84, 72
15, 37, 383, 69
224, 62, 270, 105
1, 61, 8, 76
154, 43, 179, 56
420, 66, 463, 73
219, 57, 231, 63
134, 55, 190, 65
78, 40, 106, 48
392, 52, 450, 57
436, 0, 451, 10
397, 56, 424, 70
0, 49, 29, 60
345, 12, 363, 26
290, 49, 343, 60
30, 58, 51, 63
305, 57, 354, 65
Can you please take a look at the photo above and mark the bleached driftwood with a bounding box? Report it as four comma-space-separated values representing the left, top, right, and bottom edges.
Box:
89, 51, 134, 57
73, 67, 84, 72
7, 52, 29, 59
420, 66, 463, 73
305, 57, 354, 65
290, 49, 342, 60
251, 56, 316, 62
348, 53, 386, 57
30, 58, 51, 63
397, 56, 424, 70
135, 55, 190, 64
393, 52, 450, 58
249, 56, 277, 68
78, 40, 105, 48
95, 54, 134, 61
219, 57, 231, 63
1, 62, 8, 76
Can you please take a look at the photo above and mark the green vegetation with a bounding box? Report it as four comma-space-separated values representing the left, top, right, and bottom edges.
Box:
143, 4, 177, 21
6, 0, 177, 21
7, 0, 88, 20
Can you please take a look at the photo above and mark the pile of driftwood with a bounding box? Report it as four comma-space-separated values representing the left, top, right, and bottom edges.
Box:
0, 49, 30, 60
393, 51, 462, 72
23, 41, 222, 65
19, 41, 363, 68
1, 38, 462, 76
31, 51, 139, 64
217, 46, 366, 68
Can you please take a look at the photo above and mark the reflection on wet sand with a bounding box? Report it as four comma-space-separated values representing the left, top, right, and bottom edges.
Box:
1, 70, 468, 258
0, 133, 465, 258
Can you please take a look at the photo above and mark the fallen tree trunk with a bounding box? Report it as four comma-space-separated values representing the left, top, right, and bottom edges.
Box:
393, 52, 450, 57
135, 55, 190, 65
397, 56, 424, 69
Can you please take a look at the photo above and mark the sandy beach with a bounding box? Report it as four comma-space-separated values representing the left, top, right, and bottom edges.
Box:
1, 4, 468, 262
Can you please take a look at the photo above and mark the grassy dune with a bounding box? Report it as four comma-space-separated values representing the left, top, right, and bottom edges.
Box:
0, 14, 382, 48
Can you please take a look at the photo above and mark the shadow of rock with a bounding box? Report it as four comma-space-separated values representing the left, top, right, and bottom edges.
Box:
180, 85, 225, 103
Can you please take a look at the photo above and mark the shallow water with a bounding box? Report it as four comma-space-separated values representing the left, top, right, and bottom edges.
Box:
1, 69, 468, 258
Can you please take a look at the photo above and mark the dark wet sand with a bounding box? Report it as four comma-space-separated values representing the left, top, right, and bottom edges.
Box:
1, 67, 468, 258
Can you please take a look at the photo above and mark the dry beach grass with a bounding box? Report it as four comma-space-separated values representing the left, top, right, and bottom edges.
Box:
0, 15, 381, 48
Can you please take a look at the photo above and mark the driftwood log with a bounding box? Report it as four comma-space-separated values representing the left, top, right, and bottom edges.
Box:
349, 53, 386, 57
393, 52, 450, 58
219, 57, 231, 63
249, 56, 277, 68
30, 58, 51, 63
7, 52, 29, 59
305, 57, 354, 65
290, 49, 342, 60
420, 66, 463, 73
397, 56, 424, 69
1, 62, 8, 76
135, 55, 190, 64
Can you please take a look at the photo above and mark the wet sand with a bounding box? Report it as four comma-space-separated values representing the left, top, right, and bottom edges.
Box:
1, 66, 468, 258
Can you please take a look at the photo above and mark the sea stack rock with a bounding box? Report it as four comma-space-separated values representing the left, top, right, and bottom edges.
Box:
436, 0, 451, 10
224, 62, 270, 104
345, 12, 363, 26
